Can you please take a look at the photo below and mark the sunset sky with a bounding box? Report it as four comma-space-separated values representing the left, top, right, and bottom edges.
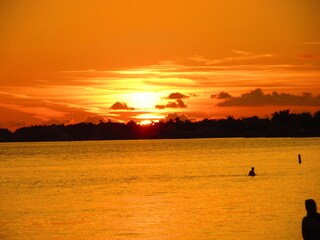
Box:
1, 0, 320, 130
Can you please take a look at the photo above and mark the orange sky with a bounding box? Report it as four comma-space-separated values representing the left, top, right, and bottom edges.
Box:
1, 0, 320, 130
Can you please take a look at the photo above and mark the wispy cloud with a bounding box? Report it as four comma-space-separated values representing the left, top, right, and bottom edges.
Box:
231, 50, 252, 55
188, 53, 273, 65
0, 103, 67, 120
0, 91, 31, 99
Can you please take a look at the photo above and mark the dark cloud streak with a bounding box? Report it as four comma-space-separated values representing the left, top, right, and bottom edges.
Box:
110, 102, 134, 110
167, 92, 189, 99
217, 88, 320, 106
155, 99, 187, 109
211, 92, 232, 99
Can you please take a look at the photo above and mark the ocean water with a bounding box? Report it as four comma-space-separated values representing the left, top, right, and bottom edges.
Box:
0, 138, 319, 240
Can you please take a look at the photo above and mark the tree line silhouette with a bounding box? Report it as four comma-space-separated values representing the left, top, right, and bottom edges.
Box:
1, 110, 320, 142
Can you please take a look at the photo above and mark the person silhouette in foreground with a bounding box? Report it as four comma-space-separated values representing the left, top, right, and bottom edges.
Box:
302, 199, 320, 240
248, 167, 256, 176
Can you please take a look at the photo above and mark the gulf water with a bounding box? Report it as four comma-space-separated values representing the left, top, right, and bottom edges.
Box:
1, 138, 319, 240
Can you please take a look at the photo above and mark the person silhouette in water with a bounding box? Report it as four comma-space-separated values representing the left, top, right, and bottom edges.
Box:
248, 167, 256, 176
302, 199, 320, 240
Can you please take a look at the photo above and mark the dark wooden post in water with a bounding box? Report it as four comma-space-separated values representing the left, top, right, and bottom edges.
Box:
298, 154, 302, 164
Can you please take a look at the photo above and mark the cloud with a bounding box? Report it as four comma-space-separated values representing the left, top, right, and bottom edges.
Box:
169, 99, 187, 108
154, 105, 165, 110
189, 53, 273, 65
211, 92, 232, 99
110, 102, 134, 110
167, 92, 189, 99
164, 113, 189, 122
231, 50, 252, 55
217, 88, 320, 106
300, 53, 320, 60
155, 99, 187, 109
156, 92, 189, 109
85, 115, 107, 124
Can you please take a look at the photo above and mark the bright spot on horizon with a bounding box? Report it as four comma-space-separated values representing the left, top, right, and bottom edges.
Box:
139, 119, 154, 125
135, 113, 164, 125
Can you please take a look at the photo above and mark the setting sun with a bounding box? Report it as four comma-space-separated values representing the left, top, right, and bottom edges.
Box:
139, 119, 153, 125
126, 92, 160, 109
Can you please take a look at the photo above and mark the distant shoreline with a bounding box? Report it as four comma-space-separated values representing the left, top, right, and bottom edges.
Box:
1, 136, 320, 144
1, 110, 319, 142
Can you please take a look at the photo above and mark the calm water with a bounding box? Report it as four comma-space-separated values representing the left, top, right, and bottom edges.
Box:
0, 138, 319, 240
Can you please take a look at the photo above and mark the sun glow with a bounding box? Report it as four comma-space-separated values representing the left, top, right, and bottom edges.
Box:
139, 120, 153, 125
135, 113, 164, 125
126, 92, 159, 109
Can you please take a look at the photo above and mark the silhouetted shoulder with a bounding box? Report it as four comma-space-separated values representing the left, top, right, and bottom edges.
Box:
302, 215, 320, 239
302, 199, 320, 240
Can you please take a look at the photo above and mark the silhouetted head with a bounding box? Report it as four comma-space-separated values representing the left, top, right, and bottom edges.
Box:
251, 167, 254, 171
305, 199, 317, 216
